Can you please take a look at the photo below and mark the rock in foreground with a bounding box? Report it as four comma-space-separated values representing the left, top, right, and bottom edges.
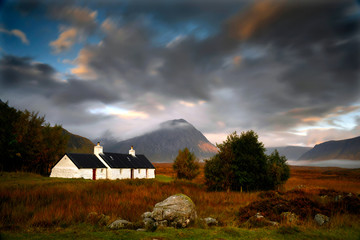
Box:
245, 213, 279, 228
314, 214, 329, 226
146, 194, 197, 228
108, 219, 133, 229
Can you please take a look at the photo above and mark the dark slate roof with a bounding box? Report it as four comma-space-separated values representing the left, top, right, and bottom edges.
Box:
99, 152, 155, 169
66, 153, 107, 169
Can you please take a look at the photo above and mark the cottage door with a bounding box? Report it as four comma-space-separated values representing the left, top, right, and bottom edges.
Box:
92, 169, 96, 180
131, 169, 134, 179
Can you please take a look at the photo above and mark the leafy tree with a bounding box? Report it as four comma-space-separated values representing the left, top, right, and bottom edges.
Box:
173, 147, 200, 180
14, 110, 46, 173
204, 133, 235, 191
267, 149, 290, 189
40, 124, 68, 175
0, 101, 22, 171
205, 131, 290, 191
0, 101, 68, 175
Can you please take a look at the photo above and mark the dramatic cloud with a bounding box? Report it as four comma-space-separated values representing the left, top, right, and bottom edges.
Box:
0, 55, 120, 105
223, 0, 360, 129
0, 27, 29, 44
70, 47, 97, 79
2, 0, 359, 147
66, 0, 359, 140
50, 6, 98, 53
0, 55, 59, 91
50, 27, 79, 53
51, 6, 97, 31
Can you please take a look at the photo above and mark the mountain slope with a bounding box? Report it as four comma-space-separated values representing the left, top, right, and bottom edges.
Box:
299, 136, 360, 160
107, 119, 218, 162
62, 129, 94, 154
266, 146, 312, 160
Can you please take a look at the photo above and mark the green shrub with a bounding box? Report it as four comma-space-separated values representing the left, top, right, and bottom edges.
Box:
173, 148, 200, 180
205, 131, 290, 191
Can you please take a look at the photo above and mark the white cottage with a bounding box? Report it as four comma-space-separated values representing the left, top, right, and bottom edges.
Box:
50, 143, 155, 180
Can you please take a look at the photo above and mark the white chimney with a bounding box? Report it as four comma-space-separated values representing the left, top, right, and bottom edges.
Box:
129, 146, 135, 156
94, 142, 103, 155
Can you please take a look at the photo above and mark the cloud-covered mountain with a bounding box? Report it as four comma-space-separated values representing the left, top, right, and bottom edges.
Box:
266, 146, 312, 161
105, 119, 218, 162
299, 136, 360, 161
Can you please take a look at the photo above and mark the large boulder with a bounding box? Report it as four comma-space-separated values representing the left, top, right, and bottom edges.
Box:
151, 194, 197, 228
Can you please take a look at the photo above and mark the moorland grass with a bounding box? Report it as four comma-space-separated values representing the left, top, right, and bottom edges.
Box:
0, 165, 360, 239
0, 172, 259, 227
1, 225, 360, 240
155, 174, 173, 182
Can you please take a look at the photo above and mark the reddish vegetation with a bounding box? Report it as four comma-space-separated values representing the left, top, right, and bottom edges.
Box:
0, 164, 359, 229
285, 166, 360, 193
153, 162, 206, 184
197, 141, 218, 153
154, 163, 360, 193
238, 189, 360, 223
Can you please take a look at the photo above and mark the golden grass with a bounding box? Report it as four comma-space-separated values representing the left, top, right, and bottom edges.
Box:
0, 164, 359, 229
285, 166, 360, 193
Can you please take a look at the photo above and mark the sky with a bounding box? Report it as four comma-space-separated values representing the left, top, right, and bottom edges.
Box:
0, 0, 360, 147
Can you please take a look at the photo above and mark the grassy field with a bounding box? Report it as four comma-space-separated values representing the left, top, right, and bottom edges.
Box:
2, 225, 360, 240
1, 164, 360, 239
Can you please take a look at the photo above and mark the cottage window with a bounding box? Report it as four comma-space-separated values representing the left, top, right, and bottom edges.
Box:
138, 169, 140, 174
101, 169, 103, 173
120, 169, 123, 174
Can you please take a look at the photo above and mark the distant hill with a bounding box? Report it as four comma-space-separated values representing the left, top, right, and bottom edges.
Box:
266, 146, 312, 160
62, 129, 94, 154
299, 136, 360, 160
106, 119, 218, 162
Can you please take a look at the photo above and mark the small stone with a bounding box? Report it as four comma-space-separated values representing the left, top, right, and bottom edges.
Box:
143, 217, 157, 232
98, 214, 110, 226
204, 217, 218, 226
280, 212, 299, 224
136, 228, 146, 232
141, 212, 152, 219
269, 221, 279, 226
314, 214, 329, 226
157, 220, 168, 227
108, 219, 133, 229
245, 213, 279, 228
334, 195, 342, 202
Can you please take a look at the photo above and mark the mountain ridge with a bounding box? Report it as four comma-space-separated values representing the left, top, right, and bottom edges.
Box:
266, 146, 312, 160
299, 136, 360, 160
62, 129, 94, 154
105, 119, 218, 162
